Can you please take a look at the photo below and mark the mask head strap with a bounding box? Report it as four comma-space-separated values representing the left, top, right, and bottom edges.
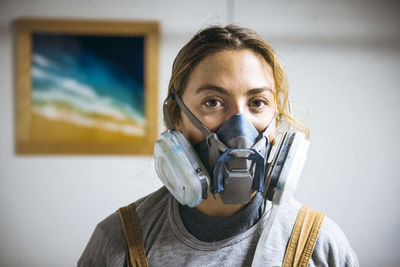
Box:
163, 95, 175, 130
251, 109, 276, 152
163, 91, 228, 152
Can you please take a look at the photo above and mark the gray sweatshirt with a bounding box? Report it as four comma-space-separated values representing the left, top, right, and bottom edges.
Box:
78, 187, 359, 267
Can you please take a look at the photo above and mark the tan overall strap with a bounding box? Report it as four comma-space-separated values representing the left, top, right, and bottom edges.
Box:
118, 203, 149, 267
282, 205, 325, 267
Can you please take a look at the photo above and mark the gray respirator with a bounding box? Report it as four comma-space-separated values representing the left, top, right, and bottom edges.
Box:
154, 91, 274, 207
192, 113, 271, 204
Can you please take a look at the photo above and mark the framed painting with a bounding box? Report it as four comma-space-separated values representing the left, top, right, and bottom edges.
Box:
14, 18, 159, 154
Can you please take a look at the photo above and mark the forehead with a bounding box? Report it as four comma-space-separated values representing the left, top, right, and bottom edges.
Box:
185, 49, 275, 94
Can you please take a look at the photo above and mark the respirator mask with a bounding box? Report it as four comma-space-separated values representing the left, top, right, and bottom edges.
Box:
154, 91, 310, 208
191, 112, 272, 205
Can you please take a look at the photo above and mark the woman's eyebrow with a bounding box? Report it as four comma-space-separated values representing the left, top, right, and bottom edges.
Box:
195, 86, 274, 96
246, 87, 274, 96
195, 85, 229, 95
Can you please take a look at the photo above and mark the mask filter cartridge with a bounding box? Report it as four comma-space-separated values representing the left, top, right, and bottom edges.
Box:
154, 130, 209, 207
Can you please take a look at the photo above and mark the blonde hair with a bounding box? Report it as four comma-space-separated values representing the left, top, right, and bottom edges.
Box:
166, 25, 309, 136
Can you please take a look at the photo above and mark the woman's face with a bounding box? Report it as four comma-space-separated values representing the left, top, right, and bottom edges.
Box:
178, 49, 276, 144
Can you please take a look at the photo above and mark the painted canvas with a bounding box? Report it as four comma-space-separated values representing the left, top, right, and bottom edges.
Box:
15, 19, 159, 154
31, 34, 145, 142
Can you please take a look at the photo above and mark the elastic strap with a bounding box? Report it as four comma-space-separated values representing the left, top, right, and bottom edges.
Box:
163, 99, 175, 130
282, 205, 325, 267
118, 203, 149, 267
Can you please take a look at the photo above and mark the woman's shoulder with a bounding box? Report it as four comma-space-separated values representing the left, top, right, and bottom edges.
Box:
78, 187, 171, 266
276, 199, 359, 266
286, 200, 359, 267
134, 186, 171, 219
311, 215, 359, 266
78, 209, 125, 266
133, 187, 172, 241
96, 187, 170, 232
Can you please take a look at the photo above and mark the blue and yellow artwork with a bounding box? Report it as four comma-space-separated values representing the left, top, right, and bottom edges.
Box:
31, 33, 145, 143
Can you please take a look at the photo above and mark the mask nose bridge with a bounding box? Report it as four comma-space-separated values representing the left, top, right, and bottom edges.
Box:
216, 113, 260, 147
224, 112, 250, 127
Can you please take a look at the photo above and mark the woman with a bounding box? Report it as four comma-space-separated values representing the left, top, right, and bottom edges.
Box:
78, 25, 358, 266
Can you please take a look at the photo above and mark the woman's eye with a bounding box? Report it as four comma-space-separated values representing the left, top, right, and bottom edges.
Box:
249, 99, 267, 108
204, 98, 222, 108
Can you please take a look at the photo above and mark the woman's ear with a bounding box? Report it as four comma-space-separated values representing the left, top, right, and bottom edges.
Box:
174, 120, 182, 131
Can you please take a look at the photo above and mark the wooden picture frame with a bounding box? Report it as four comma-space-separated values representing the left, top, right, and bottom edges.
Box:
14, 18, 159, 154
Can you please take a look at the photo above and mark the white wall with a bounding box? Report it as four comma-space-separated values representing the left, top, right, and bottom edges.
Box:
0, 0, 399, 266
